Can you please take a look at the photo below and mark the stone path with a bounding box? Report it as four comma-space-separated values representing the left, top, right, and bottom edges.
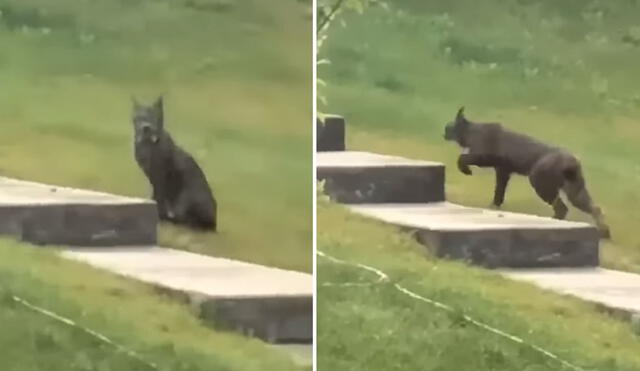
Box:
317, 151, 444, 204
63, 247, 312, 343
0, 177, 156, 246
502, 268, 640, 317
349, 202, 598, 268
273, 344, 314, 367
317, 115, 640, 318
0, 176, 312, 365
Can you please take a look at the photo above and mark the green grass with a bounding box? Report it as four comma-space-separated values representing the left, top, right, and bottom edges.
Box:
319, 0, 640, 273
318, 1, 640, 369
0, 240, 303, 371
318, 200, 640, 370
0, 0, 312, 272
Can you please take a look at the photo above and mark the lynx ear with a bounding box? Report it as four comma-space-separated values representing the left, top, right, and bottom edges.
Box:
153, 95, 164, 127
154, 95, 164, 111
456, 106, 465, 119
131, 96, 140, 109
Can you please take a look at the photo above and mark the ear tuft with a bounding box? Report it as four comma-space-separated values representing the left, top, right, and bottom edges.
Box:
154, 95, 164, 109
154, 95, 165, 127
456, 106, 465, 119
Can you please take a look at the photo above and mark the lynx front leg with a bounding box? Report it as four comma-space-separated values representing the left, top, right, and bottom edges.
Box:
151, 187, 173, 220
457, 153, 473, 175
149, 164, 172, 220
458, 151, 495, 175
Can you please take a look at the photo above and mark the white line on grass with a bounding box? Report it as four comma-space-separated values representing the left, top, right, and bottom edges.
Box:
11, 295, 158, 370
317, 250, 586, 371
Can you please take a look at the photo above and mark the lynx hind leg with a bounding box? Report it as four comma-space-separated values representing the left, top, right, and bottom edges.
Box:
529, 157, 566, 218
552, 197, 569, 220
193, 201, 217, 231
563, 182, 611, 239
171, 189, 216, 231
168, 190, 190, 226
492, 168, 511, 208
190, 189, 217, 231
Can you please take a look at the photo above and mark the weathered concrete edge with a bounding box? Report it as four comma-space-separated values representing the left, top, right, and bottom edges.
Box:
417, 227, 599, 268
0, 203, 158, 247
150, 284, 313, 344
0, 176, 154, 205
271, 344, 313, 367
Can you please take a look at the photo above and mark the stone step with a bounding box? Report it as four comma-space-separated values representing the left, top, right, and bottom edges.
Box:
317, 151, 445, 204
501, 268, 640, 318
272, 344, 313, 367
0, 177, 157, 246
349, 202, 599, 268
317, 115, 346, 152
62, 247, 313, 344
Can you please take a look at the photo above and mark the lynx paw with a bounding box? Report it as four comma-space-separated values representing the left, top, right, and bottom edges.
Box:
593, 207, 611, 239
598, 223, 611, 240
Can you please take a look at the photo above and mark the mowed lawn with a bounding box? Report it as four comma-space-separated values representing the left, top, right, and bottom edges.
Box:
0, 0, 312, 272
318, 0, 640, 370
319, 0, 640, 273
318, 200, 640, 371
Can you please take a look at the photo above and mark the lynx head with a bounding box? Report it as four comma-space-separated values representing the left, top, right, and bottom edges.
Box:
132, 96, 164, 144
444, 106, 470, 145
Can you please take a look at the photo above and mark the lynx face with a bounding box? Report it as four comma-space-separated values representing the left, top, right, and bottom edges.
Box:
443, 106, 469, 144
132, 97, 164, 144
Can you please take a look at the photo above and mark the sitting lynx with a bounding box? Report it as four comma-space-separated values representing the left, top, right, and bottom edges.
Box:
132, 96, 217, 231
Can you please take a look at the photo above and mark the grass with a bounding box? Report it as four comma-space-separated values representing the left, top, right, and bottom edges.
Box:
318, 0, 640, 369
319, 0, 640, 273
0, 239, 303, 371
318, 199, 640, 370
0, 0, 312, 272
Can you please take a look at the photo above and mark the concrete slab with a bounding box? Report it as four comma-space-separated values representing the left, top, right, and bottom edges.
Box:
317, 115, 345, 152
62, 247, 313, 343
501, 268, 640, 316
272, 344, 313, 367
350, 202, 599, 268
0, 177, 157, 246
317, 151, 445, 204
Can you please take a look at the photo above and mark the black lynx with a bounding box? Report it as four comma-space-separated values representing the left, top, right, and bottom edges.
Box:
444, 107, 610, 238
132, 96, 217, 231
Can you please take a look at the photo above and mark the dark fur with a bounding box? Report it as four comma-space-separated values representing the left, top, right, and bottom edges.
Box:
444, 107, 610, 238
132, 96, 217, 231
